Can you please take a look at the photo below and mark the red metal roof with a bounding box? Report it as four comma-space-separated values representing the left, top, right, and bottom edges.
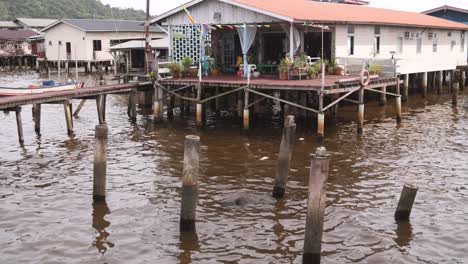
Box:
0, 29, 39, 41
232, 0, 468, 29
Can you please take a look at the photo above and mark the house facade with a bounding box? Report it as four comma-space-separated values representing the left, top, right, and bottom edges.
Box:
41, 19, 167, 63
152, 0, 468, 75
0, 29, 39, 55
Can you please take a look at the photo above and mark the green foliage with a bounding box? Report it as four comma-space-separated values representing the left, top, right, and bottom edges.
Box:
181, 56, 193, 69
167, 61, 183, 77
279, 57, 292, 72
293, 53, 308, 69
0, 0, 146, 20
368, 62, 383, 75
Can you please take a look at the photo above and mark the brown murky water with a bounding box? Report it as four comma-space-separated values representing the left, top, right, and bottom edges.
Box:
1, 71, 467, 263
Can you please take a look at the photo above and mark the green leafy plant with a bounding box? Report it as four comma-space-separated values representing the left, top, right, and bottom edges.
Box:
167, 61, 183, 78
307, 64, 320, 79
368, 62, 383, 75
279, 57, 293, 72
147, 70, 157, 82
181, 56, 193, 69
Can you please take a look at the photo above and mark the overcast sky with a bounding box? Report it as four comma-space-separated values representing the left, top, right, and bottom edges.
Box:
101, 0, 467, 16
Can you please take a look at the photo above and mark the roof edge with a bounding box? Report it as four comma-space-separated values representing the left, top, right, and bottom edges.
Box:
422, 5, 468, 15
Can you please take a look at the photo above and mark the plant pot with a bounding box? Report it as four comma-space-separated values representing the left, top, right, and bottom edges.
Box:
337, 68, 344, 75
211, 69, 220, 77
280, 71, 288, 80
189, 68, 198, 78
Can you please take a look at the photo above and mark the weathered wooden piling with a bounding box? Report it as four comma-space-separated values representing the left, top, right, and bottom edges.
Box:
396, 96, 402, 123
73, 99, 86, 117
403, 74, 409, 101
460, 71, 465, 91
452, 70, 460, 106
153, 84, 163, 122
303, 147, 330, 264
437, 70, 443, 94
15, 107, 24, 145
422, 72, 428, 98
96, 95, 105, 124
357, 88, 364, 134
395, 184, 418, 221
167, 94, 174, 120
63, 100, 73, 136
180, 135, 200, 232
196, 84, 203, 126
317, 113, 324, 141
129, 90, 137, 123
33, 104, 41, 134
243, 90, 250, 130
93, 124, 108, 201
379, 86, 387, 105
272, 115, 296, 199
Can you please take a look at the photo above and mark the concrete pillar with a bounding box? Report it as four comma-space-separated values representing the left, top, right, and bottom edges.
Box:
403, 74, 409, 101
243, 90, 250, 130
380, 86, 387, 105
422, 72, 428, 98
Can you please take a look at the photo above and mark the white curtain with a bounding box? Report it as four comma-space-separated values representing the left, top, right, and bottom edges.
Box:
237, 24, 257, 76
280, 23, 301, 54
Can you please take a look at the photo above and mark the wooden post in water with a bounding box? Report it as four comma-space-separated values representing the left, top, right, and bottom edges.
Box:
153, 83, 163, 122
452, 70, 460, 106
93, 124, 108, 201
15, 107, 24, 146
196, 84, 203, 127
243, 89, 250, 130
380, 86, 387, 105
73, 99, 86, 117
129, 90, 137, 123
237, 90, 243, 117
357, 87, 364, 134
421, 72, 428, 98
167, 93, 174, 120
460, 71, 465, 91
272, 115, 296, 199
180, 135, 200, 232
303, 147, 330, 264
96, 95, 105, 124
33, 104, 41, 135
64, 100, 73, 136
437, 71, 443, 94
403, 74, 409, 101
395, 184, 418, 221
396, 96, 402, 123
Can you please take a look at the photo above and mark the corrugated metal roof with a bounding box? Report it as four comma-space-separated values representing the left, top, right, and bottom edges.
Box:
59, 19, 164, 32
0, 29, 39, 41
15, 18, 57, 28
154, 0, 468, 30
232, 0, 468, 29
0, 21, 20, 28
110, 38, 170, 50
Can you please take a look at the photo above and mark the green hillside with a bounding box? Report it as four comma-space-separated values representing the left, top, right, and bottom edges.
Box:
0, 0, 146, 21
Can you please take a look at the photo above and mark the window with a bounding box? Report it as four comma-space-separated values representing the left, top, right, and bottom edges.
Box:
416, 37, 422, 54
93, 40, 102, 51
348, 35, 354, 55
373, 26, 380, 54
347, 25, 354, 56
451, 40, 456, 51
397, 37, 403, 53
433, 38, 437, 52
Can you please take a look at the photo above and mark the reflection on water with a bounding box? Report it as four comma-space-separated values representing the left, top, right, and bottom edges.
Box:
395, 221, 413, 248
92, 200, 114, 254
0, 71, 467, 263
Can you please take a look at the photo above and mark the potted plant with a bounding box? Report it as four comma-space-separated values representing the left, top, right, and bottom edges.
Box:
279, 57, 292, 80
167, 62, 183, 79
368, 62, 383, 76
307, 63, 320, 79
327, 60, 339, 75
181, 56, 193, 76
211, 63, 220, 77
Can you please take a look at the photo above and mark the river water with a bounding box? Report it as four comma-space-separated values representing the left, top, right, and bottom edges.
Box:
0, 71, 467, 263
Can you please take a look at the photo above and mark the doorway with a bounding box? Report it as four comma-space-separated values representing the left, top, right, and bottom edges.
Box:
303, 32, 332, 61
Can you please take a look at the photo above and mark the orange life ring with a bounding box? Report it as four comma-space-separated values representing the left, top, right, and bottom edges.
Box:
360, 70, 370, 87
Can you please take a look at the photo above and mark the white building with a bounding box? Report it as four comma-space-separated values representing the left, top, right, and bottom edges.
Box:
41, 19, 166, 64
152, 0, 468, 75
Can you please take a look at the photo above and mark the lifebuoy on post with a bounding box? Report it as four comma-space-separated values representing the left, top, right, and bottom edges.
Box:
360, 70, 370, 87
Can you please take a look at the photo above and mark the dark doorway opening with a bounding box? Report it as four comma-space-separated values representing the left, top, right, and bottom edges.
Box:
263, 33, 286, 63
303, 31, 332, 61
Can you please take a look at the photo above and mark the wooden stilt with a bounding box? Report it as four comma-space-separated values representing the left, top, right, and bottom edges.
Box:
153, 84, 163, 122
303, 148, 330, 264
196, 84, 203, 126
64, 100, 73, 136
460, 71, 465, 91
243, 89, 250, 130
180, 135, 200, 232
396, 97, 402, 123
422, 72, 428, 98
437, 71, 443, 94
33, 104, 41, 134
237, 90, 243, 117
380, 86, 387, 105
96, 95, 105, 124
73, 99, 86, 117
130, 90, 137, 123
395, 184, 418, 221
15, 107, 24, 146
403, 74, 409, 101
272, 115, 296, 199
452, 70, 460, 106
93, 124, 108, 201
357, 87, 364, 134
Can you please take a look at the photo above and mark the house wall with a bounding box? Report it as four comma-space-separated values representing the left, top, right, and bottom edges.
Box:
335, 24, 468, 74
164, 0, 281, 25
44, 23, 166, 62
